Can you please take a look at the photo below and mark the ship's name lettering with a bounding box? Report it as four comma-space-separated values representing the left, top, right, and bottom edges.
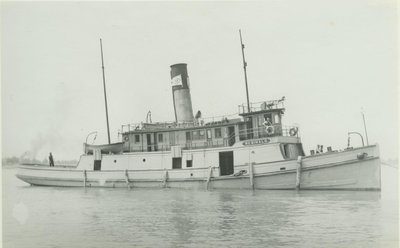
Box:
243, 139, 270, 146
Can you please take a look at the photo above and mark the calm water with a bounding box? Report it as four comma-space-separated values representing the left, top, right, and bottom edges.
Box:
3, 165, 398, 248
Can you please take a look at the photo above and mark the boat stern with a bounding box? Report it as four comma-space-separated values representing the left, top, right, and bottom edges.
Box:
300, 144, 381, 190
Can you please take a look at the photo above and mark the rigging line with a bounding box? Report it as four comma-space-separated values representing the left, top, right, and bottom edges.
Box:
381, 162, 398, 169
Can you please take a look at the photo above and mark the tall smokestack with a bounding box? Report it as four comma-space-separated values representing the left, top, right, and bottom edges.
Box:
170, 63, 194, 123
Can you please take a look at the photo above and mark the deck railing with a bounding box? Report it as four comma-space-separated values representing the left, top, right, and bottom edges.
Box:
120, 114, 240, 133
124, 144, 172, 153
123, 140, 228, 153
238, 125, 299, 141
122, 125, 299, 153
238, 98, 285, 115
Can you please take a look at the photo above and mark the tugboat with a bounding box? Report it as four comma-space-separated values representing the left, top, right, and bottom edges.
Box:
16, 35, 381, 190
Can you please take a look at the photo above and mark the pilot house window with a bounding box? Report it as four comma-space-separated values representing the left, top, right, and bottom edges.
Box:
135, 135, 140, 143
199, 130, 205, 139
239, 123, 247, 141
274, 114, 280, 124
214, 128, 222, 138
264, 114, 272, 124
158, 133, 163, 142
206, 129, 212, 139
186, 132, 191, 142
192, 131, 199, 140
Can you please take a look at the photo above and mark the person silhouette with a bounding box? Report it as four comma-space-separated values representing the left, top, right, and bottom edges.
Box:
264, 117, 272, 126
49, 152, 54, 167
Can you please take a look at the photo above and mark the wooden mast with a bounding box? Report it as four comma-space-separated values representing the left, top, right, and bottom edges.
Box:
239, 29, 251, 113
100, 38, 111, 144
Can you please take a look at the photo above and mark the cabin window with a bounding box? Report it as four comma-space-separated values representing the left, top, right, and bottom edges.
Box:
274, 114, 280, 124
158, 133, 163, 142
214, 128, 222, 138
257, 115, 263, 126
206, 129, 212, 139
239, 123, 247, 141
192, 131, 199, 140
172, 158, 182, 169
186, 160, 193, 168
264, 114, 272, 123
135, 134, 140, 143
186, 132, 191, 142
199, 130, 205, 139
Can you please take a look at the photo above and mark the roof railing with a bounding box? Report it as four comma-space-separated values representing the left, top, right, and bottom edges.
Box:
239, 97, 285, 115
120, 113, 241, 133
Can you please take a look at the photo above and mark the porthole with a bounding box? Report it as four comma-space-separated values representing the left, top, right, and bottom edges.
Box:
114, 160, 117, 163
142, 158, 146, 162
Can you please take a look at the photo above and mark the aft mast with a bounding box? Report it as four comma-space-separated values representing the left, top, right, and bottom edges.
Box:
239, 29, 251, 113
100, 38, 111, 144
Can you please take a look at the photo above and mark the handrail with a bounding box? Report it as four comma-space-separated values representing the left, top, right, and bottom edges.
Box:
347, 132, 365, 147
238, 98, 285, 114
123, 140, 227, 153
121, 113, 241, 133
236, 125, 300, 141
122, 125, 300, 152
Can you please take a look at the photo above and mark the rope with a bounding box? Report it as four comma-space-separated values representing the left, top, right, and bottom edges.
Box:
381, 162, 398, 169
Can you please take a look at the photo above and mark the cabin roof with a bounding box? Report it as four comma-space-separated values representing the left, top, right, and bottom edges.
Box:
122, 118, 244, 134
239, 108, 285, 117
121, 99, 286, 134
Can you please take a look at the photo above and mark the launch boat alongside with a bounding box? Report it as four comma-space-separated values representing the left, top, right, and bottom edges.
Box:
16, 37, 381, 190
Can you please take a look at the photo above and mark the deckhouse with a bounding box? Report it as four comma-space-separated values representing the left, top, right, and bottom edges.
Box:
83, 63, 304, 175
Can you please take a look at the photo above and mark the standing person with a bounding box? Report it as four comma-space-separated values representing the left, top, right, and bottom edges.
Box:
49, 152, 54, 167
266, 117, 272, 126
264, 117, 272, 126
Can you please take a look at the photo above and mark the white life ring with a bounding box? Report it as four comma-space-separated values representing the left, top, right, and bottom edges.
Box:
266, 125, 274, 135
289, 127, 298, 136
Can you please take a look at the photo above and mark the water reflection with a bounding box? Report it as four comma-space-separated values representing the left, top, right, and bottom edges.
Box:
216, 192, 238, 241
168, 192, 197, 245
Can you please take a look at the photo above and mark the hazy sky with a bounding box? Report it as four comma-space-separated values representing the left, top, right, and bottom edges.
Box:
1, 1, 397, 161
